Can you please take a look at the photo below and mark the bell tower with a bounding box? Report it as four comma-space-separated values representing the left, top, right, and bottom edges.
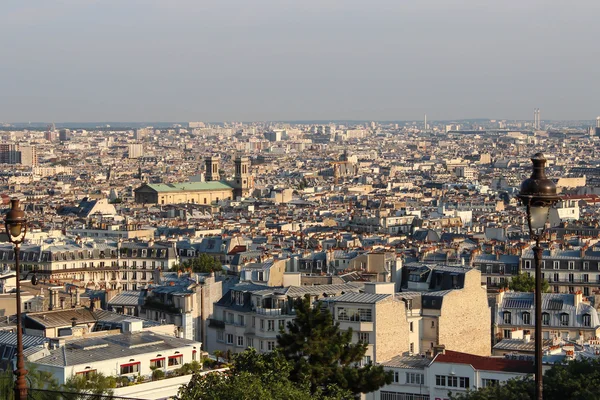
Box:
233, 155, 252, 198
205, 155, 220, 182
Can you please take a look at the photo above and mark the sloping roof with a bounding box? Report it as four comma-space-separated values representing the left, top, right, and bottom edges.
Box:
324, 292, 390, 304
142, 182, 233, 193
107, 291, 145, 307
26, 308, 97, 329
433, 350, 535, 373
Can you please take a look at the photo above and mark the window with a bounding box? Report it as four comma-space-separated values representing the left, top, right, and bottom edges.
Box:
380, 392, 430, 400
554, 273, 559, 282
503, 329, 511, 338
150, 358, 165, 368
217, 330, 224, 342
393, 371, 400, 383
459, 377, 470, 388
584, 262, 590, 271
260, 319, 265, 330
406, 372, 424, 385
524, 260, 531, 269
168, 354, 183, 367
359, 332, 370, 343
447, 376, 458, 387
431, 320, 435, 328
553, 261, 560, 270
227, 334, 234, 344
410, 342, 414, 353
436, 375, 446, 387
503, 312, 512, 324
542, 312, 550, 326
560, 313, 569, 326
267, 341, 275, 351
267, 320, 275, 331
237, 336, 244, 346
120, 362, 140, 375
569, 273, 574, 283
522, 312, 531, 325
362, 355, 372, 365
584, 274, 589, 283
542, 261, 546, 269
410, 322, 414, 332
583, 314, 591, 327
252, 317, 256, 328
568, 261, 575, 270
337, 307, 372, 322
247, 337, 254, 348
76, 369, 97, 380
482, 378, 499, 388
278, 320, 285, 330
237, 315, 245, 326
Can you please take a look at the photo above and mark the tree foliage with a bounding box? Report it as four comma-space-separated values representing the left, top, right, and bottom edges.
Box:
63, 372, 116, 396
450, 358, 600, 400
173, 253, 223, 273
177, 348, 351, 400
277, 296, 392, 395
506, 273, 550, 293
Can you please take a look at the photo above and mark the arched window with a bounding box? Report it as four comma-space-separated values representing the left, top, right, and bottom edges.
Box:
560, 313, 570, 326
522, 312, 531, 325
503, 311, 512, 324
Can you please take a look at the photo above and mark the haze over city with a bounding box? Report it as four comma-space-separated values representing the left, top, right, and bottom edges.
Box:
2, 0, 600, 122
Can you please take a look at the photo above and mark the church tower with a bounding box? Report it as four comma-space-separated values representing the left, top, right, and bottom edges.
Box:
233, 155, 252, 198
205, 155, 220, 182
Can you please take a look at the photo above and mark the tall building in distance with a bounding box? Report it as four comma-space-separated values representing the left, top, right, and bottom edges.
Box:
0, 144, 37, 166
596, 116, 600, 136
127, 143, 144, 159
533, 108, 541, 130
232, 155, 253, 198
59, 129, 72, 142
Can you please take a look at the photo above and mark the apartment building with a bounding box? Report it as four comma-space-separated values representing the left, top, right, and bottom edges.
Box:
400, 265, 491, 356
471, 253, 520, 289
0, 239, 178, 290
372, 348, 534, 400
520, 245, 600, 296
206, 282, 362, 354
494, 291, 600, 342
323, 282, 410, 363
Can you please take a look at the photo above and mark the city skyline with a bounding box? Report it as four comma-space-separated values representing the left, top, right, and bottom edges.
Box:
2, 0, 599, 122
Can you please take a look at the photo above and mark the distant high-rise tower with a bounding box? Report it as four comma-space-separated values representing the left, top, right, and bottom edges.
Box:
424, 114, 427, 131
205, 155, 220, 182
595, 116, 600, 136
533, 108, 541, 130
232, 155, 252, 198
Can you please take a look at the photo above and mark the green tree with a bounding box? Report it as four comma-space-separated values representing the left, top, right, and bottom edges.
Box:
177, 348, 351, 400
507, 273, 550, 293
450, 358, 600, 400
63, 372, 116, 397
173, 253, 223, 273
277, 296, 392, 395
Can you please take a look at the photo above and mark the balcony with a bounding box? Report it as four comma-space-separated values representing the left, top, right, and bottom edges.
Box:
547, 278, 596, 285
255, 307, 284, 316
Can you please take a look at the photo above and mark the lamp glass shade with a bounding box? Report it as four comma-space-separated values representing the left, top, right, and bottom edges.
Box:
8, 222, 22, 238
530, 205, 550, 230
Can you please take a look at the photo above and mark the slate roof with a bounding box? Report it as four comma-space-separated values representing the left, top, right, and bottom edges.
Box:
34, 332, 198, 367
26, 308, 97, 329
323, 292, 390, 304
380, 354, 431, 369
108, 291, 145, 307
142, 182, 233, 193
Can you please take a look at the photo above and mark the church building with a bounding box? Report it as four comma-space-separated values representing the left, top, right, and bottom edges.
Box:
134, 155, 253, 205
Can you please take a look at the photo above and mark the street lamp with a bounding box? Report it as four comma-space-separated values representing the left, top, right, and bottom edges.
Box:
517, 153, 560, 400
4, 198, 29, 400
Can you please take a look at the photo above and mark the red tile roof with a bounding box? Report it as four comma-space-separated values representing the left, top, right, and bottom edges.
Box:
433, 350, 534, 374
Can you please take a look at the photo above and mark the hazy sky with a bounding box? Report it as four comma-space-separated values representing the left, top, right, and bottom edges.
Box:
1, 0, 599, 122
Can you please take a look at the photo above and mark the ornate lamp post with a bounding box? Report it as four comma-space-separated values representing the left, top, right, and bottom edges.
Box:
517, 153, 560, 400
4, 199, 29, 400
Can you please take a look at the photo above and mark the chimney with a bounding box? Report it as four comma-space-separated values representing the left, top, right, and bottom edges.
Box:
48, 288, 56, 310
523, 333, 531, 343
75, 288, 80, 307
575, 290, 583, 306
59, 297, 65, 310
433, 344, 446, 357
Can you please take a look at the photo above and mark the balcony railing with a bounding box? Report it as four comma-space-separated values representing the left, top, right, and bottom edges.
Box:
255, 307, 296, 316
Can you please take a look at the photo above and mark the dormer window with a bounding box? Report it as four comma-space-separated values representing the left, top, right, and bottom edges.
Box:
503, 311, 512, 324
542, 312, 550, 325
583, 314, 591, 327
522, 312, 531, 325
560, 313, 569, 326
